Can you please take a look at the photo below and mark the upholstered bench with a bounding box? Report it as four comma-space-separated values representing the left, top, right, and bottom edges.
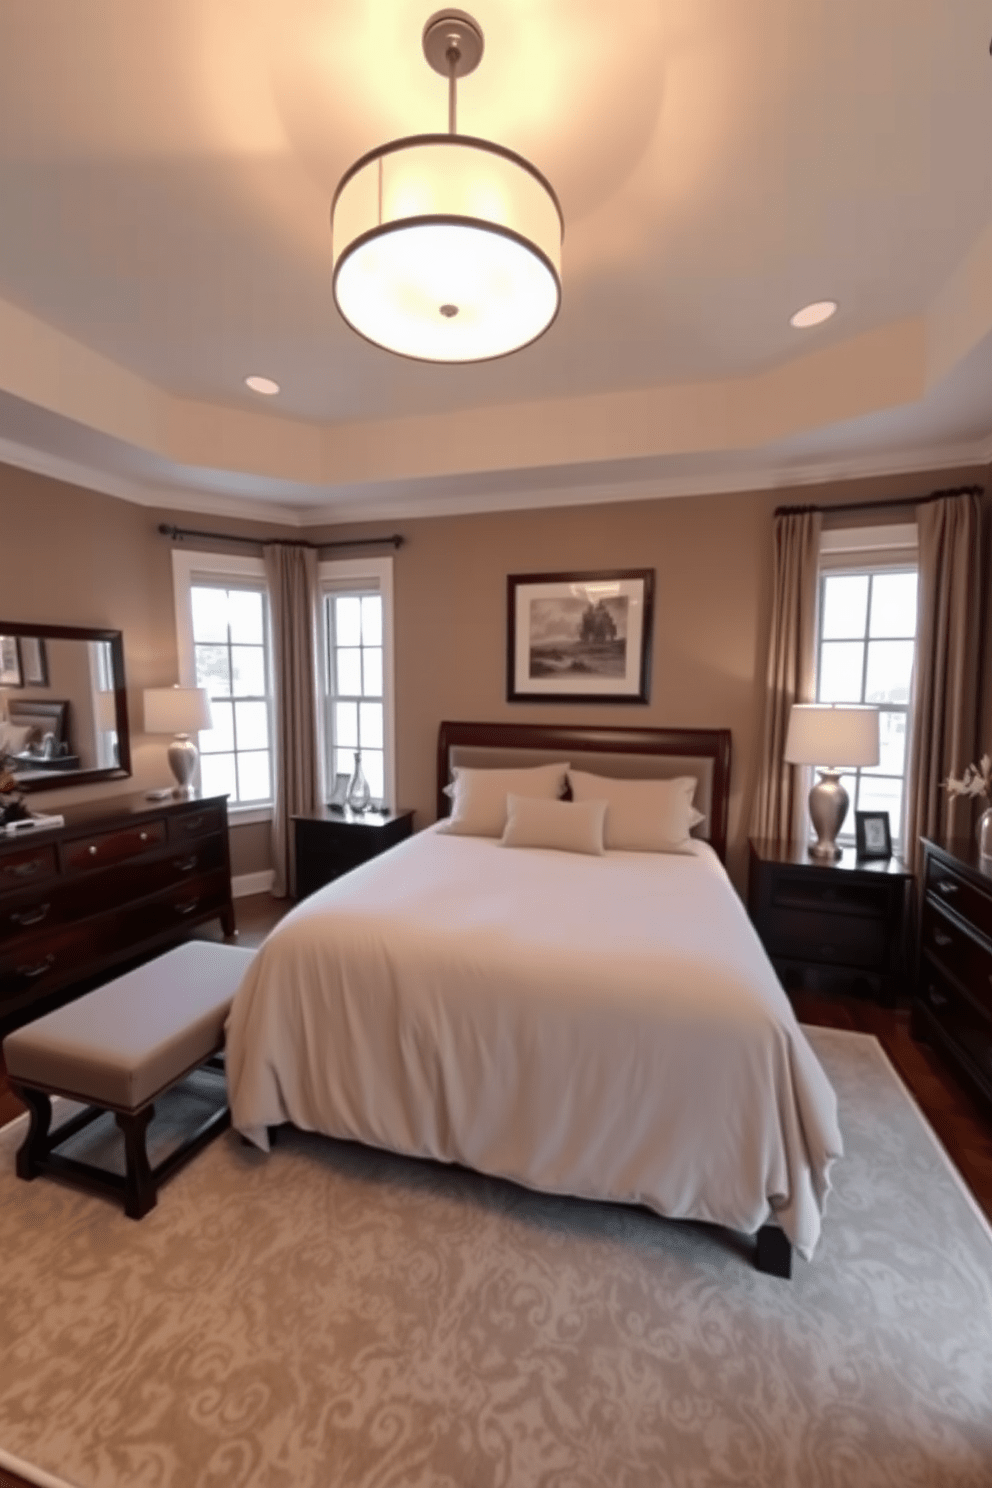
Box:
3, 941, 254, 1218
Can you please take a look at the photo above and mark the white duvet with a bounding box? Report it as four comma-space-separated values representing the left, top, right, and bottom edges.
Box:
226, 827, 843, 1260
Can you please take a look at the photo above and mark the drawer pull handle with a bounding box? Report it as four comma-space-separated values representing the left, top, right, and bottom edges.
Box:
15, 954, 55, 980
139, 831, 149, 843
10, 903, 50, 928
184, 816, 205, 832
932, 929, 953, 948
173, 896, 201, 916
928, 984, 948, 1009
173, 854, 199, 873
6, 861, 42, 879
88, 845, 98, 857
936, 880, 959, 896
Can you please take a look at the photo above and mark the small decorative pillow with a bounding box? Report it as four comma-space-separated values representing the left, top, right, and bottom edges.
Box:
501, 795, 607, 856
438, 762, 571, 838
567, 771, 704, 852
0, 721, 31, 757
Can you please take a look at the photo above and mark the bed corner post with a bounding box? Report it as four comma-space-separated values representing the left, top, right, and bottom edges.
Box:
755, 1224, 792, 1279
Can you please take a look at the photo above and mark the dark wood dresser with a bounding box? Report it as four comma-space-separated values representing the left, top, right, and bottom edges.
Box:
1, 793, 234, 1031
915, 837, 992, 1113
748, 837, 913, 1004
293, 806, 415, 901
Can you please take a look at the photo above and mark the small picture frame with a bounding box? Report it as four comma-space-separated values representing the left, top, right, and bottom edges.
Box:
19, 636, 48, 688
855, 809, 892, 860
328, 772, 350, 810
0, 635, 22, 688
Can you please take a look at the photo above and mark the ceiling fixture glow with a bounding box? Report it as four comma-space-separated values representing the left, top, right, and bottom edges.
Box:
245, 375, 280, 395
330, 9, 563, 363
790, 300, 838, 330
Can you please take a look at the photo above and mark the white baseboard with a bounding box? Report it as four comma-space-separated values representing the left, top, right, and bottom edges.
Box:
232, 870, 275, 899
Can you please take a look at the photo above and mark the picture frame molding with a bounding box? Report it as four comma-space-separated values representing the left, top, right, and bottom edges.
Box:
506, 568, 655, 704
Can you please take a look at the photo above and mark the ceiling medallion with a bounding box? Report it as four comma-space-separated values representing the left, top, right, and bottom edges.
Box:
330, 9, 563, 363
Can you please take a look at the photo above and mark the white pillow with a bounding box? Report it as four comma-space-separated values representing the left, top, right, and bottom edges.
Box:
439, 762, 570, 838
568, 770, 704, 853
502, 795, 607, 856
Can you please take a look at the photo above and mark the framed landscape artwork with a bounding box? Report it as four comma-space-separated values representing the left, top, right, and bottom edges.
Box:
507, 569, 654, 703
0, 635, 22, 688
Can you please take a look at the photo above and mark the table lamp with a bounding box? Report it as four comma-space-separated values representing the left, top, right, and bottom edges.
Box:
144, 686, 213, 797
784, 704, 880, 860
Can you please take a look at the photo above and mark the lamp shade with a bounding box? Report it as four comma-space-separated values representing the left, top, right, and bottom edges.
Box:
784, 704, 880, 768
331, 135, 563, 362
144, 686, 212, 736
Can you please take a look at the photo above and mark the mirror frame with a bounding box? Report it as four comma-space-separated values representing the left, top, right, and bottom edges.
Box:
0, 621, 131, 792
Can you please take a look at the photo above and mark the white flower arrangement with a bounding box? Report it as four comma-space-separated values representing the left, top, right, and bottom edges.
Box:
944, 754, 992, 800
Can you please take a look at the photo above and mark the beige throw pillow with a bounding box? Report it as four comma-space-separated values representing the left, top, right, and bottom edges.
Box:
439, 762, 570, 838
501, 795, 607, 856
568, 770, 703, 852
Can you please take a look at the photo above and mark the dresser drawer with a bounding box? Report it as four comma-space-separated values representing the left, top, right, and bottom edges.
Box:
117, 870, 232, 946
62, 820, 167, 875
769, 872, 889, 919
924, 857, 992, 941
0, 917, 116, 1008
0, 842, 58, 890
920, 968, 992, 1088
168, 807, 225, 842
921, 904, 992, 1016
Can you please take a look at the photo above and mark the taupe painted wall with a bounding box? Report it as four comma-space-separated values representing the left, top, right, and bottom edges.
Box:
2, 457, 989, 890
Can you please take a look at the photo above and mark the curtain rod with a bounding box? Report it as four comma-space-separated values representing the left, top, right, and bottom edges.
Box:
774, 483, 983, 519
158, 523, 404, 552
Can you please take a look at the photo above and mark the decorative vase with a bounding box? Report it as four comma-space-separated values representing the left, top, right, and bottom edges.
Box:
978, 805, 992, 860
346, 751, 371, 813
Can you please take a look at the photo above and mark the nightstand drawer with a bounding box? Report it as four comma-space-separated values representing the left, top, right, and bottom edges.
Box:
924, 858, 992, 941
763, 907, 888, 967
921, 904, 992, 1017
770, 874, 889, 919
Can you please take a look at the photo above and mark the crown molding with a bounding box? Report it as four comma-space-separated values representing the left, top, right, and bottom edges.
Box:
1, 428, 989, 532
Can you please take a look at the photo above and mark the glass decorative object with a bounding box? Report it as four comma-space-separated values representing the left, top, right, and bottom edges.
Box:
979, 806, 992, 861
346, 751, 371, 813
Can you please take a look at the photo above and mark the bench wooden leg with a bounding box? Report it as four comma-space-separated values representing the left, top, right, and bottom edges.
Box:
117, 1105, 157, 1219
13, 1085, 52, 1181
756, 1223, 792, 1279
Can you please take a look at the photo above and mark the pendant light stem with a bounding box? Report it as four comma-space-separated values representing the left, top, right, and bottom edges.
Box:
447, 44, 459, 133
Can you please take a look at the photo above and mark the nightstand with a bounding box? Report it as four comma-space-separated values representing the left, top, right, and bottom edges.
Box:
747, 837, 914, 1004
293, 807, 415, 901
915, 838, 992, 1115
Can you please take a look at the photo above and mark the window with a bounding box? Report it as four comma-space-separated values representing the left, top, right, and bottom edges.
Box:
816, 525, 918, 847
172, 551, 274, 813
320, 557, 395, 809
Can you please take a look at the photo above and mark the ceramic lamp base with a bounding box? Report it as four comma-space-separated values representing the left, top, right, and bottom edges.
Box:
167, 734, 199, 797
807, 768, 848, 861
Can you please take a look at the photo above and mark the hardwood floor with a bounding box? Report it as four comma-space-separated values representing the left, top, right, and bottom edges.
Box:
1, 895, 991, 1232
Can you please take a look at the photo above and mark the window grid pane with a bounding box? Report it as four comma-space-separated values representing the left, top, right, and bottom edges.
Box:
816, 567, 917, 848
326, 589, 386, 807
190, 583, 272, 806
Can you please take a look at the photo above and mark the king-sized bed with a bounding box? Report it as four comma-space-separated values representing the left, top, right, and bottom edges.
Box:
226, 722, 842, 1277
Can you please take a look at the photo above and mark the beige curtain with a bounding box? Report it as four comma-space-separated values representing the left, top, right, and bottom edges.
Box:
904, 490, 982, 871
751, 509, 823, 843
264, 543, 322, 898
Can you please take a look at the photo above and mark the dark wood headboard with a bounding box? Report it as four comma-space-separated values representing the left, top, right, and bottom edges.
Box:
437, 721, 732, 863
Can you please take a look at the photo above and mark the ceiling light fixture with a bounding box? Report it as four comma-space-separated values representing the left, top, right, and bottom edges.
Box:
790, 300, 838, 330
245, 375, 280, 395
330, 9, 563, 363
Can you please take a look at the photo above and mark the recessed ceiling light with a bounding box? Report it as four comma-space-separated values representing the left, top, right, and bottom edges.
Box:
790, 300, 838, 330
245, 375, 280, 395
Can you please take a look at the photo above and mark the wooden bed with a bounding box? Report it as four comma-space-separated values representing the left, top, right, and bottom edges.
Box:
227, 720, 843, 1280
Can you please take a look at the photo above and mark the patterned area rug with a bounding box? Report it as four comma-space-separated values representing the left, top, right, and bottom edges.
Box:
0, 1028, 990, 1488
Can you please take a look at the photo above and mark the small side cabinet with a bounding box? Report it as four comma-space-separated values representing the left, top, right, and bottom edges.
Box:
292, 807, 415, 901
747, 837, 913, 1004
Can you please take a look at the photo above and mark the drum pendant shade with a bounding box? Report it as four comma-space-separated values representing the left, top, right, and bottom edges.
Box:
331, 13, 563, 363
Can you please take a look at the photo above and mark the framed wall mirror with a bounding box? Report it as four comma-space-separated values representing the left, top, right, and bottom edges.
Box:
0, 622, 131, 792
